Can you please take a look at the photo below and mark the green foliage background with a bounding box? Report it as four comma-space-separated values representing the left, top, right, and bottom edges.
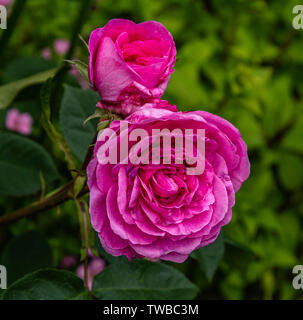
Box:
0, 0, 303, 300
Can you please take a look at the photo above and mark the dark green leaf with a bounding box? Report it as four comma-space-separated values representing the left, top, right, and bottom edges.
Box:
0, 231, 53, 285
92, 260, 198, 300
191, 233, 225, 281
41, 78, 77, 169
1, 269, 86, 300
60, 85, 99, 161
0, 133, 59, 196
278, 152, 303, 190
281, 116, 303, 153
2, 56, 58, 83
0, 68, 58, 110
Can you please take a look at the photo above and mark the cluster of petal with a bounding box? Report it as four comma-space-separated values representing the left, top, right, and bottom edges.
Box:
88, 19, 176, 116
87, 106, 250, 263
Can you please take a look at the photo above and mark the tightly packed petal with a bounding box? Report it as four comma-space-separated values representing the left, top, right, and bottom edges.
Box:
88, 19, 176, 115
87, 105, 250, 263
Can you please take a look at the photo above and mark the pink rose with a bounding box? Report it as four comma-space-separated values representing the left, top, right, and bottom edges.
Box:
6, 108, 33, 136
54, 39, 70, 55
87, 105, 250, 263
60, 255, 77, 269
88, 19, 176, 115
41, 47, 52, 60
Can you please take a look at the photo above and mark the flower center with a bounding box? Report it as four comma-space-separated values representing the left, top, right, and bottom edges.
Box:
121, 39, 168, 66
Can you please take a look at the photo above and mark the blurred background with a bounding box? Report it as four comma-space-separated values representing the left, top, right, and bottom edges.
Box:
0, 0, 303, 299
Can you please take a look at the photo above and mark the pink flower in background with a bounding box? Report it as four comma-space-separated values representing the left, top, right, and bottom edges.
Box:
77, 257, 106, 290
0, 0, 13, 6
6, 108, 33, 136
87, 105, 250, 263
41, 47, 52, 60
41, 39, 70, 60
60, 255, 77, 269
54, 39, 70, 55
88, 19, 176, 115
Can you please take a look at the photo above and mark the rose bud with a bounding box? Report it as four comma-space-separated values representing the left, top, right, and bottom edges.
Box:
76, 257, 106, 290
88, 19, 176, 116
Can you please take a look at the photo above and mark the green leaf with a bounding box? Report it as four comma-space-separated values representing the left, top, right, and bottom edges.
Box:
66, 59, 90, 85
60, 85, 100, 161
92, 260, 198, 300
74, 175, 87, 198
41, 78, 77, 170
0, 68, 58, 110
0, 231, 53, 285
83, 108, 107, 126
191, 233, 225, 281
2, 56, 58, 83
78, 34, 89, 51
260, 76, 294, 139
278, 152, 303, 190
165, 63, 207, 107
222, 104, 264, 149
281, 116, 303, 153
0, 133, 59, 196
1, 269, 86, 300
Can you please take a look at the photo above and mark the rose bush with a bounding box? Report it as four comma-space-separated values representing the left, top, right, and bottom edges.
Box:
88, 19, 176, 115
87, 105, 250, 263
1, 0, 300, 300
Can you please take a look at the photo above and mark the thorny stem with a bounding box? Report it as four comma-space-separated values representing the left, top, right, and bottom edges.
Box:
0, 111, 118, 227
0, 180, 89, 226
0, 133, 98, 226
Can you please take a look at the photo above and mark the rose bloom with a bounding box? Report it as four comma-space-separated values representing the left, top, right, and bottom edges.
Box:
53, 39, 70, 55
41, 47, 52, 60
88, 19, 176, 116
87, 104, 250, 263
59, 255, 77, 269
